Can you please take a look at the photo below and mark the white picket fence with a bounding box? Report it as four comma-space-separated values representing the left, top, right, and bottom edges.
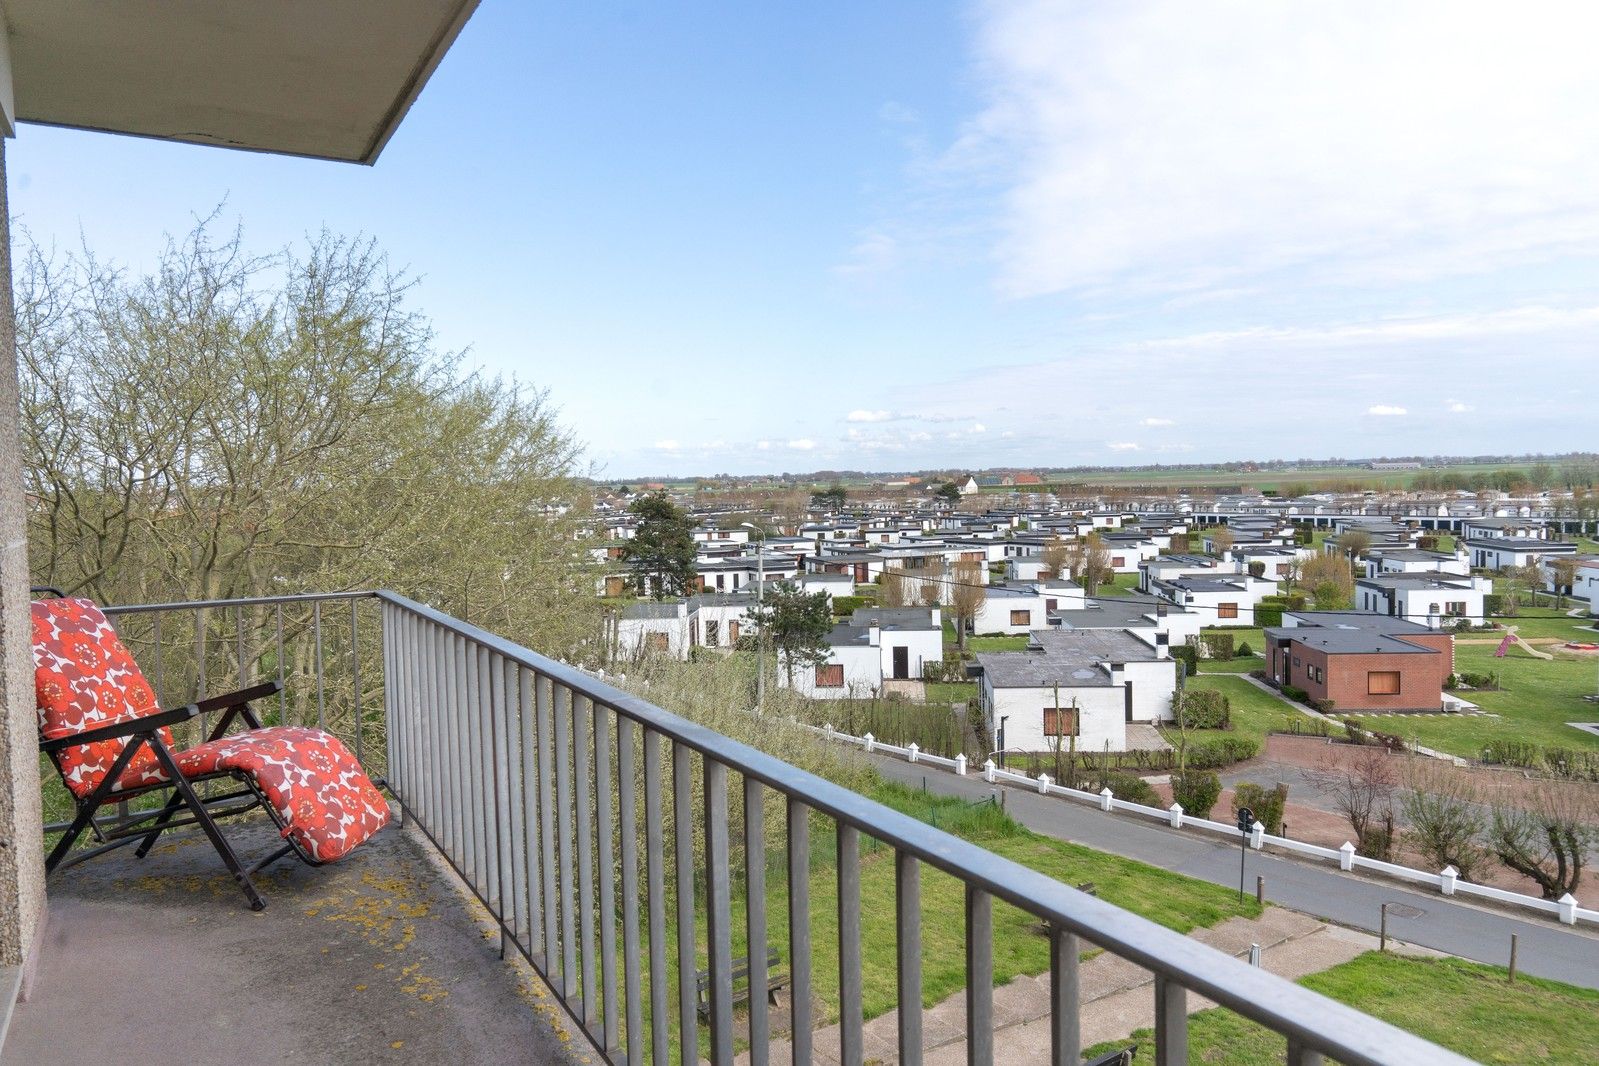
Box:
804, 721, 1598, 930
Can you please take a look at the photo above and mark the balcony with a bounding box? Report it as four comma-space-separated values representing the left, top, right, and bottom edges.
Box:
11, 591, 1473, 1064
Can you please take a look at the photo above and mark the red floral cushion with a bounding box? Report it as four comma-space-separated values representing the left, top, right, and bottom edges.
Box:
32, 597, 172, 800
123, 726, 390, 863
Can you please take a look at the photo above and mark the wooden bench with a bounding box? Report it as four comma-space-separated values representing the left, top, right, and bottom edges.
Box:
695, 947, 787, 1021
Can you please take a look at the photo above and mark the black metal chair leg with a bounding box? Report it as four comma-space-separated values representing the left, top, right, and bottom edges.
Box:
133, 790, 187, 858
151, 744, 268, 911
44, 803, 97, 875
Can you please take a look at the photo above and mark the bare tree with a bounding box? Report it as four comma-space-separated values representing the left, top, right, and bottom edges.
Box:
1549, 557, 1579, 608
948, 560, 985, 654
1488, 779, 1598, 899
1312, 746, 1399, 858
1400, 759, 1488, 880
1040, 536, 1070, 580
1338, 527, 1373, 561
1301, 553, 1355, 609
1066, 531, 1112, 595
879, 569, 911, 608
1207, 525, 1235, 556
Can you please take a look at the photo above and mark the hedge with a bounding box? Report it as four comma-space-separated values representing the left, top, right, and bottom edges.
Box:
1172, 770, 1222, 819
1177, 688, 1230, 729
1233, 781, 1288, 834
1200, 632, 1234, 660
1255, 604, 1284, 628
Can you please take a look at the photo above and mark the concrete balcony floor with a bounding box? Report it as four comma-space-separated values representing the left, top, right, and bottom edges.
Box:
8, 810, 584, 1065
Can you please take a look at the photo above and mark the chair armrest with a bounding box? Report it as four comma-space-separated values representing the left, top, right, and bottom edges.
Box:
194, 680, 283, 715
40, 704, 201, 754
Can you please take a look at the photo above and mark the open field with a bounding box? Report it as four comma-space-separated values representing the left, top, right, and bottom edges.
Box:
1085, 951, 1599, 1065
1169, 674, 1300, 751
969, 460, 1547, 493
1346, 642, 1599, 758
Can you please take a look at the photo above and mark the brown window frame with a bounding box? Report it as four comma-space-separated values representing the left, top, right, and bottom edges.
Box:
815, 663, 845, 688
647, 632, 670, 652
1217, 602, 1239, 619
1367, 670, 1401, 695
1010, 609, 1031, 626
1043, 707, 1078, 737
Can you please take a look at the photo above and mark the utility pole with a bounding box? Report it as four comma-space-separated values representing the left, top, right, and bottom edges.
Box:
743, 522, 767, 711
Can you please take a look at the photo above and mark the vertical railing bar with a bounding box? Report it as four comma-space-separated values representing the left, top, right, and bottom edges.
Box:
787, 799, 813, 1066
617, 718, 643, 1066
704, 758, 734, 1065
965, 886, 993, 1066
475, 643, 495, 902
394, 611, 412, 814
314, 600, 325, 731
575, 693, 597, 1029
555, 681, 578, 999
594, 700, 620, 1052
743, 776, 770, 1066
673, 741, 698, 1066
487, 650, 510, 958
518, 668, 543, 958
195, 608, 206, 744
537, 674, 560, 981
452, 634, 473, 881
235, 604, 245, 689
153, 613, 165, 710
351, 599, 363, 766
1287, 1041, 1325, 1066
643, 729, 669, 1066
1049, 927, 1080, 1066
274, 604, 285, 725
1154, 975, 1187, 1066
837, 823, 863, 1066
379, 604, 398, 808
896, 849, 923, 1066
419, 619, 439, 840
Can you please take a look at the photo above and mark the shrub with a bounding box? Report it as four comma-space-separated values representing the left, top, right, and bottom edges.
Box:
1177, 688, 1230, 729
1483, 593, 1509, 617
1200, 632, 1235, 660
1279, 592, 1307, 611
1311, 698, 1336, 714
1247, 561, 1266, 578
1236, 641, 1254, 658
1100, 772, 1159, 807
1170, 644, 1198, 679
1232, 781, 1288, 834
1255, 604, 1283, 627
1281, 685, 1309, 704
1172, 770, 1222, 819
1343, 719, 1369, 744
830, 595, 869, 617
1249, 668, 1268, 681
1184, 736, 1260, 769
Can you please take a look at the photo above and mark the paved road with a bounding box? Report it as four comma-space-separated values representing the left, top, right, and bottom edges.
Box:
873, 755, 1599, 988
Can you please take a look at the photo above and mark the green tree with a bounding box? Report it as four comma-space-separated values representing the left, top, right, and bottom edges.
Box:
936, 481, 962, 502
748, 582, 834, 685
812, 484, 847, 510
623, 491, 698, 600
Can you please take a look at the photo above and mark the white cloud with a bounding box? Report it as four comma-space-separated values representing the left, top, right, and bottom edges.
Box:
1140, 417, 1176, 427
1106, 441, 1141, 452
653, 439, 680, 451
755, 439, 772, 450
846, 409, 893, 423
1366, 405, 1407, 416
999, 430, 1015, 439
1447, 401, 1475, 414
971, 422, 987, 433
952, 2, 1599, 298
787, 438, 816, 450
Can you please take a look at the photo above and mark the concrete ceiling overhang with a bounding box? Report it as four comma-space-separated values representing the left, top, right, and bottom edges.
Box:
2, 0, 480, 163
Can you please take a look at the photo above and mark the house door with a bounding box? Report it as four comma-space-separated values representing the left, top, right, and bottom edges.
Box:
728, 621, 741, 644
1124, 683, 1134, 722
892, 646, 909, 680
854, 563, 868, 583
605, 576, 624, 597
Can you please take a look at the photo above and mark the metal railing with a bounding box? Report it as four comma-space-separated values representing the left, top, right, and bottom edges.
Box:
377, 590, 1473, 1066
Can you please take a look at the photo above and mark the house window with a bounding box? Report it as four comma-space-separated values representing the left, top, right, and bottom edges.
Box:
716, 574, 725, 590
1217, 602, 1239, 619
648, 633, 670, 652
1367, 671, 1401, 695
1010, 610, 1031, 626
1111, 556, 1125, 567
1043, 707, 1078, 737
728, 622, 741, 643
1446, 601, 1467, 616
815, 664, 845, 688
1275, 563, 1290, 575
705, 620, 720, 647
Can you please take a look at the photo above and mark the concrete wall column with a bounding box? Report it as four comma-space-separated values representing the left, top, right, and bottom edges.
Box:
0, 137, 48, 990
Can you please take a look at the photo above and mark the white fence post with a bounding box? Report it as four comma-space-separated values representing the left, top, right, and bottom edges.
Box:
954, 753, 967, 776
1249, 822, 1265, 850
1168, 802, 1184, 828
1439, 866, 1458, 896
907, 742, 919, 763
983, 759, 996, 783
1037, 773, 1051, 794
863, 732, 876, 753
1099, 787, 1114, 812
1558, 893, 1578, 926
824, 722, 834, 742
1339, 842, 1355, 871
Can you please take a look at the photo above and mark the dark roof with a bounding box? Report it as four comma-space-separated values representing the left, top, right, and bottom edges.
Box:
1268, 612, 1443, 656
976, 629, 1162, 688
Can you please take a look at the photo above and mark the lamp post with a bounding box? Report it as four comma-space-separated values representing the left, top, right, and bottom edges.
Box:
741, 522, 767, 710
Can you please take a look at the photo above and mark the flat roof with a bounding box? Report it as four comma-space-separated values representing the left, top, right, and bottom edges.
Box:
9, 0, 479, 163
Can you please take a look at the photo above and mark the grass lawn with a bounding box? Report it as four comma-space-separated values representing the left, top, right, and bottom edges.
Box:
1491, 606, 1599, 641
924, 681, 977, 704
1095, 573, 1142, 598
1085, 951, 1599, 1064
1197, 655, 1262, 674
967, 634, 1030, 652
1200, 625, 1266, 653
1170, 674, 1301, 751
1347, 642, 1599, 758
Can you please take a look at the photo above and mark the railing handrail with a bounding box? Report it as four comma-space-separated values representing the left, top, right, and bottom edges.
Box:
374, 590, 1472, 1066
102, 590, 377, 615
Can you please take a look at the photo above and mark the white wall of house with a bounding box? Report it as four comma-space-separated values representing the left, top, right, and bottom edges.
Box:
615, 610, 692, 660
982, 682, 1128, 753
972, 590, 1049, 635
878, 627, 944, 680
798, 573, 854, 602
783, 641, 882, 698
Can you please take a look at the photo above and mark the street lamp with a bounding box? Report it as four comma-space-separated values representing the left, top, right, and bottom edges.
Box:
741, 522, 768, 710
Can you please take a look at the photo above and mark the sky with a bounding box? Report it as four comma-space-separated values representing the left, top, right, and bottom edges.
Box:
11, 1, 1599, 479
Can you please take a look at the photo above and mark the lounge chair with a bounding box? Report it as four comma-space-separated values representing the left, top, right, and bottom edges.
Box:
33, 593, 390, 909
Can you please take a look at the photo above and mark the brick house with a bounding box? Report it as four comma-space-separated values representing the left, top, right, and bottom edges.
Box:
1264, 612, 1453, 713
